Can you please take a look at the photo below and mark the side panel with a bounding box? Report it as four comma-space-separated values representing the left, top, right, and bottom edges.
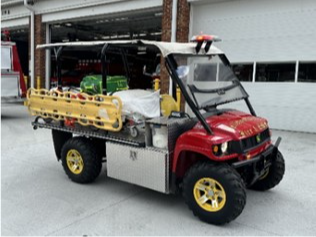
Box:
1, 73, 20, 98
1, 46, 12, 70
106, 143, 169, 193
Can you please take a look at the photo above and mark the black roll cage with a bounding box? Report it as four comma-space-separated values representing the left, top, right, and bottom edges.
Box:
165, 54, 257, 134
51, 42, 256, 135
53, 44, 131, 95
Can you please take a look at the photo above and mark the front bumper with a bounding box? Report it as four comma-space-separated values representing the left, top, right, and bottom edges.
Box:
232, 137, 281, 185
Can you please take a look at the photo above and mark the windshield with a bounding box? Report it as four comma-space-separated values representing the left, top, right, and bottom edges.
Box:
174, 55, 248, 110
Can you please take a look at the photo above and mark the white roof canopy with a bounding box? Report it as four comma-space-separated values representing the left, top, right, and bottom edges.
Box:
37, 40, 224, 57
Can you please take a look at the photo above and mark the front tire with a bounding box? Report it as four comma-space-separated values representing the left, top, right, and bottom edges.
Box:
250, 151, 285, 191
183, 162, 246, 225
61, 137, 102, 183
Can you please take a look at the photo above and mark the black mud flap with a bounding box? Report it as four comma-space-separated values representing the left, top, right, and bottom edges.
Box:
52, 129, 72, 160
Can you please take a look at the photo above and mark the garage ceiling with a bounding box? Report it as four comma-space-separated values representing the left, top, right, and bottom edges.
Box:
51, 10, 162, 42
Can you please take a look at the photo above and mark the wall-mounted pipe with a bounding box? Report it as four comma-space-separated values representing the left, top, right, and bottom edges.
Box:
169, 0, 178, 95
171, 0, 178, 42
23, 0, 35, 88
45, 23, 51, 89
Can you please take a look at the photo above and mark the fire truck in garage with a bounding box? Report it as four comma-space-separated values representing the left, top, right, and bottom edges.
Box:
1, 32, 27, 102
25, 36, 285, 225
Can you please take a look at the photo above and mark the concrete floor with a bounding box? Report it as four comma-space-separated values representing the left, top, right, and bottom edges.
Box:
1, 103, 316, 236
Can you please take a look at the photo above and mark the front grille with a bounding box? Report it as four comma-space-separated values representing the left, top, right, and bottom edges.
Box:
229, 128, 271, 154
241, 128, 270, 151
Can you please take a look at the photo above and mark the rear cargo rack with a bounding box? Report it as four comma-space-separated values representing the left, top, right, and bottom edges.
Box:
32, 118, 145, 147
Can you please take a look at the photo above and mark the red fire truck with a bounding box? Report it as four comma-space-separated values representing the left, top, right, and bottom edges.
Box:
1, 33, 27, 103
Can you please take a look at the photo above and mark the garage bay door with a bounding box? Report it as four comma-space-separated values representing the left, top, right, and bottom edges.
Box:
190, 0, 316, 133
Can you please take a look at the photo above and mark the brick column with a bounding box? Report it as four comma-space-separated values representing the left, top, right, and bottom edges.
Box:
34, 14, 46, 88
160, 0, 173, 94
177, 0, 190, 111
161, 0, 190, 109
161, 0, 190, 43
176, 0, 190, 43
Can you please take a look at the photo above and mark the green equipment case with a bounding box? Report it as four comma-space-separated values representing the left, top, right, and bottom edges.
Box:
80, 75, 128, 94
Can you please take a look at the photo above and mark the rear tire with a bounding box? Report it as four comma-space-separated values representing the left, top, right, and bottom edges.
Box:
249, 151, 285, 191
183, 162, 246, 225
61, 137, 102, 183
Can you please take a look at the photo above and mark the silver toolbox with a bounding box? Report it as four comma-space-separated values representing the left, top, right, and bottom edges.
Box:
106, 142, 169, 193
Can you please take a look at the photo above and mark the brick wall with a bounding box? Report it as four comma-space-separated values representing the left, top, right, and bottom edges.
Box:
176, 0, 190, 43
161, 0, 190, 44
160, 0, 173, 94
34, 14, 46, 88
161, 0, 190, 110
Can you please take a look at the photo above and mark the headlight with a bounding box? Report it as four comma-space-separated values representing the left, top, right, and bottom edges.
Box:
221, 142, 228, 153
213, 142, 229, 156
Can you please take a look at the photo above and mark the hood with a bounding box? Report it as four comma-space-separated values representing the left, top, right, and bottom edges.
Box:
202, 110, 268, 139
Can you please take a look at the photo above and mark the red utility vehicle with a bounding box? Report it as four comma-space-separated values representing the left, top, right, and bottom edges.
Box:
26, 36, 285, 225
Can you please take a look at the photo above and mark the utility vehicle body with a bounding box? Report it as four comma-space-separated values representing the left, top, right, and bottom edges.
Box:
26, 37, 285, 225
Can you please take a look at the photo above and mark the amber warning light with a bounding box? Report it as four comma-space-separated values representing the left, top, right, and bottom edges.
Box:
191, 34, 221, 53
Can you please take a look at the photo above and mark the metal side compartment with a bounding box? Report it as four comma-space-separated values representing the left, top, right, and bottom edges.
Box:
1, 72, 20, 99
106, 142, 169, 193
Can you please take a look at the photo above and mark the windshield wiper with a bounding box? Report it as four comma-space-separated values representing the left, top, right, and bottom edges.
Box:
201, 96, 247, 110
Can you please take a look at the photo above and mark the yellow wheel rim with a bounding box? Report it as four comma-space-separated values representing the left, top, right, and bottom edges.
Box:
193, 178, 226, 212
66, 149, 84, 175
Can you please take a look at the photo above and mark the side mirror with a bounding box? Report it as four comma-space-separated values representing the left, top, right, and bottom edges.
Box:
177, 66, 190, 79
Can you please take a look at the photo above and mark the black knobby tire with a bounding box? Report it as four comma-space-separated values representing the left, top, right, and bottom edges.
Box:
183, 162, 246, 225
250, 151, 285, 191
61, 137, 102, 183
